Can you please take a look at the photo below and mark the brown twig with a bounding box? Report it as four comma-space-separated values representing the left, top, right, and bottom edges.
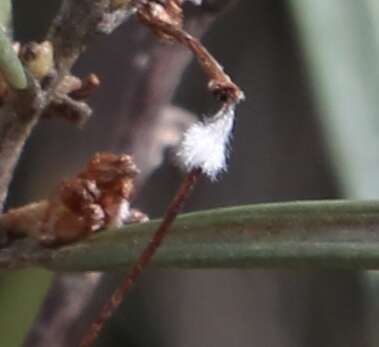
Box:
0, 78, 44, 212
138, 0, 244, 103
48, 0, 138, 77
0, 0, 139, 212
80, 168, 201, 347
42, 95, 93, 126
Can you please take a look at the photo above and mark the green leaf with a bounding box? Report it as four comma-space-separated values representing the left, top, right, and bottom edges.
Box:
0, 28, 27, 90
0, 0, 27, 90
0, 269, 52, 347
0, 0, 11, 33
289, 0, 379, 198
8, 200, 378, 272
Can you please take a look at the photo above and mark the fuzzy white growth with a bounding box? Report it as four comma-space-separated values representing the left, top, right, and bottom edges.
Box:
186, 0, 202, 5
177, 105, 235, 180
107, 200, 131, 229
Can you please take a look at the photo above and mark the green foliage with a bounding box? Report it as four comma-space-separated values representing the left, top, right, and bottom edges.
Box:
290, 0, 379, 198
0, 0, 27, 90
27, 200, 379, 272
0, 29, 27, 89
0, 269, 52, 347
0, 0, 11, 33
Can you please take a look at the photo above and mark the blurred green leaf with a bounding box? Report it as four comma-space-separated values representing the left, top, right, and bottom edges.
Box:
289, 2, 379, 344
0, 0, 11, 33
0, 0, 27, 90
0, 29, 27, 90
289, 0, 379, 198
0, 269, 52, 347
2, 200, 377, 272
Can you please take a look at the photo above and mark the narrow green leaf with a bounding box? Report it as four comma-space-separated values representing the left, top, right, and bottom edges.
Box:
0, 0, 11, 33
0, 269, 52, 347
0, 0, 26, 89
0, 29, 27, 90
0, 0, 27, 91
289, 0, 379, 198
12, 200, 379, 271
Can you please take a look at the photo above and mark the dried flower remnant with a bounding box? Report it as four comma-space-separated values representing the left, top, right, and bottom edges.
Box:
0, 153, 147, 246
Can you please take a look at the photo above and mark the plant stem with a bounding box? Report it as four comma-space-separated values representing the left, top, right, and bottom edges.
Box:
0, 0, 137, 212
79, 168, 201, 347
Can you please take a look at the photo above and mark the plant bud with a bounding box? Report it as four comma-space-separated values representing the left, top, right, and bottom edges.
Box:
21, 41, 54, 80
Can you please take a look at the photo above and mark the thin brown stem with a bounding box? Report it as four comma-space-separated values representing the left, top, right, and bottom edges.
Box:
138, 1, 244, 103
80, 168, 201, 347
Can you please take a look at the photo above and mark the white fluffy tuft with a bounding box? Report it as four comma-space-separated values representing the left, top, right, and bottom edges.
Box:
177, 106, 235, 180
107, 200, 131, 228
184, 0, 203, 5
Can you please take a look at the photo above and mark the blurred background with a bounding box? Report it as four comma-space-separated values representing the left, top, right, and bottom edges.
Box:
1, 0, 379, 346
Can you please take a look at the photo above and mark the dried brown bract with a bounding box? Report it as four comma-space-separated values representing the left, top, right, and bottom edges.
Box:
0, 153, 147, 247
42, 152, 145, 245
